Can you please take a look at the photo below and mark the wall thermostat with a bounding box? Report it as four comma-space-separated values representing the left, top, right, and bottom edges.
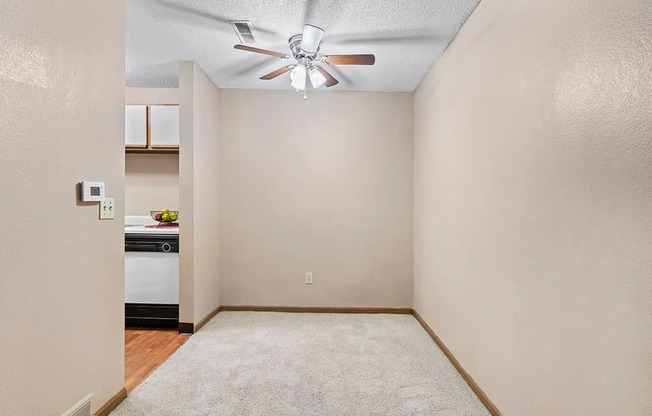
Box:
80, 181, 105, 202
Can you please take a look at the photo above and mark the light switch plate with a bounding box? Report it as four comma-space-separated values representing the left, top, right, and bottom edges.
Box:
100, 198, 115, 220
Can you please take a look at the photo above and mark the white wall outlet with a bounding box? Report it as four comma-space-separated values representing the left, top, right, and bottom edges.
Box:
305, 272, 313, 285
100, 198, 115, 220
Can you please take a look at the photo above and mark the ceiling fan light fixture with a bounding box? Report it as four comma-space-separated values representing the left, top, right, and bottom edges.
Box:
290, 64, 307, 90
309, 67, 327, 88
301, 24, 324, 54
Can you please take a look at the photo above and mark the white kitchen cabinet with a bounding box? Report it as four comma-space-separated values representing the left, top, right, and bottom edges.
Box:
125, 104, 179, 154
125, 105, 147, 147
150, 105, 179, 148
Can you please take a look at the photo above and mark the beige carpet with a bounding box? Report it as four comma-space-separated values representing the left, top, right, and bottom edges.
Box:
111, 312, 490, 415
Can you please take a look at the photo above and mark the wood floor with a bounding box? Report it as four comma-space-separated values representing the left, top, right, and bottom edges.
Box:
125, 328, 190, 392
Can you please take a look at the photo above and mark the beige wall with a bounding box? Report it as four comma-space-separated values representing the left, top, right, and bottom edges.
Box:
125, 88, 180, 216
125, 154, 179, 215
413, 0, 652, 414
220, 90, 414, 308
179, 62, 221, 324
0, 0, 125, 414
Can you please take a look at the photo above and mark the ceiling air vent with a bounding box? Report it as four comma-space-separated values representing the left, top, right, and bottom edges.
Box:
231, 21, 256, 44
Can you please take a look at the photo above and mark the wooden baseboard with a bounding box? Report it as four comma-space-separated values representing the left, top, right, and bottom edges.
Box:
412, 310, 501, 416
178, 322, 194, 334
194, 305, 222, 333
220, 305, 414, 314
178, 305, 223, 334
95, 387, 127, 416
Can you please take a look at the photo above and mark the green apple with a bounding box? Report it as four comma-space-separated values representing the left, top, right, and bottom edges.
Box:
161, 213, 171, 222
170, 212, 178, 221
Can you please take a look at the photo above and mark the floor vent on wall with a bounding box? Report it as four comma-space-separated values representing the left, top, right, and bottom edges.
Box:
61, 393, 93, 416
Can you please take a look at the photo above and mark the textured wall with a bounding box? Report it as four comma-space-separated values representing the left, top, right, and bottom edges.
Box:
179, 63, 195, 324
0, 0, 126, 414
190, 64, 222, 322
125, 154, 179, 215
413, 0, 652, 414
179, 62, 221, 324
220, 90, 414, 308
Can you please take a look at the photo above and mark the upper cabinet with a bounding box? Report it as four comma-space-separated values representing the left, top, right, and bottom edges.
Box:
125, 105, 147, 147
150, 105, 179, 148
125, 104, 179, 154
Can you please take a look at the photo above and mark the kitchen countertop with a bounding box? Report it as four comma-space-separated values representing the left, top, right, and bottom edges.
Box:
124, 224, 179, 235
125, 215, 179, 235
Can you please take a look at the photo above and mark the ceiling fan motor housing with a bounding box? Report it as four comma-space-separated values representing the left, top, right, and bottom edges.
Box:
289, 34, 319, 61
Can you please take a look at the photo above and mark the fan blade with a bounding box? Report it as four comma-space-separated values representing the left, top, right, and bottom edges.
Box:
314, 66, 339, 87
324, 54, 376, 65
301, 24, 324, 54
260, 65, 296, 80
234, 44, 289, 59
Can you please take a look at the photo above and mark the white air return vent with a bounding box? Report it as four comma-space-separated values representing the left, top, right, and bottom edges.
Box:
231, 21, 256, 44
61, 393, 93, 416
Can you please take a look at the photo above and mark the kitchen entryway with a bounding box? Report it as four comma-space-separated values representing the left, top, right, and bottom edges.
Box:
124, 87, 183, 393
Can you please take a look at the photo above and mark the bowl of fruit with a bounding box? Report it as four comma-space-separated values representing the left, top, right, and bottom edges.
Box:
151, 208, 179, 224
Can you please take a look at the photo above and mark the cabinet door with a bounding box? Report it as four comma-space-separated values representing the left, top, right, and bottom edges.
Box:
150, 105, 179, 147
125, 105, 147, 147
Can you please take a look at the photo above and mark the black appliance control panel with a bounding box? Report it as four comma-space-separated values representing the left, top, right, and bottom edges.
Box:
125, 233, 179, 253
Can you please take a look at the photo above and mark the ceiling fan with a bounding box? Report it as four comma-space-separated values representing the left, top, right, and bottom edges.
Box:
234, 24, 375, 96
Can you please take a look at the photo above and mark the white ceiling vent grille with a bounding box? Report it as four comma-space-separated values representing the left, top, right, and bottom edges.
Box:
61, 394, 93, 416
231, 21, 256, 44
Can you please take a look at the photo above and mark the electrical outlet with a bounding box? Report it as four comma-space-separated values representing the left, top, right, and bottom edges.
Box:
100, 198, 115, 220
305, 272, 313, 285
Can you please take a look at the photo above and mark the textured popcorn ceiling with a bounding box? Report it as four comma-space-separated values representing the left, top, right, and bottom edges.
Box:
126, 0, 481, 91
